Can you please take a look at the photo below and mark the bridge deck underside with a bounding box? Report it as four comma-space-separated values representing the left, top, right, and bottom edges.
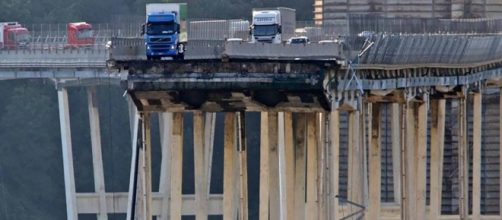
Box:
120, 60, 338, 112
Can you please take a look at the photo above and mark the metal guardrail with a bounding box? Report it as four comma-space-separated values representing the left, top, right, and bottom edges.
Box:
0, 48, 107, 68
358, 34, 502, 66
3, 17, 501, 51
109, 33, 502, 66
348, 14, 502, 35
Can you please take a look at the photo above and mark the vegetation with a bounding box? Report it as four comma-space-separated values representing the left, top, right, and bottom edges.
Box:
0, 0, 313, 24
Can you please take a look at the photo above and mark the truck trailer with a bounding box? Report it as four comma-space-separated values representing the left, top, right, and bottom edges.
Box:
143, 3, 187, 60
251, 7, 296, 44
188, 19, 249, 41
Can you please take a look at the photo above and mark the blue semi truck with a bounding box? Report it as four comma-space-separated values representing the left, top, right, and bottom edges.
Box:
143, 3, 187, 60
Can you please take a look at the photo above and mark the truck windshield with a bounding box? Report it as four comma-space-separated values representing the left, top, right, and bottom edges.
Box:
253, 24, 278, 36
77, 29, 94, 39
15, 33, 30, 42
147, 22, 176, 35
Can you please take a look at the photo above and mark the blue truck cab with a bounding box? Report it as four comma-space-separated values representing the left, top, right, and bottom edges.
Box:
144, 4, 186, 60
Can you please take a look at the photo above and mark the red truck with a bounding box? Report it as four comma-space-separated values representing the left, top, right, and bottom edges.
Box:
0, 22, 30, 49
66, 22, 95, 48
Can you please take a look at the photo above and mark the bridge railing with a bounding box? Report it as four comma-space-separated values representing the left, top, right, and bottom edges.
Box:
359, 33, 502, 66
0, 22, 144, 51
0, 47, 108, 68
347, 14, 502, 35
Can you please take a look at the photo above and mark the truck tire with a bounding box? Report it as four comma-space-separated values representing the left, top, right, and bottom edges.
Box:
178, 43, 185, 54
176, 43, 185, 60
147, 56, 161, 61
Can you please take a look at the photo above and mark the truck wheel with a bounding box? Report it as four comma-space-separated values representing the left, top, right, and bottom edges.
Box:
176, 44, 185, 60
178, 43, 185, 54
148, 56, 161, 61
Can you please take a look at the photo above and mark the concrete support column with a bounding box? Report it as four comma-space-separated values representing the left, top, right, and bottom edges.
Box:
305, 113, 319, 220
429, 99, 446, 220
458, 98, 469, 220
391, 103, 401, 205
294, 113, 307, 220
126, 100, 140, 220
329, 109, 340, 220
194, 112, 208, 220
472, 93, 482, 220
317, 113, 327, 220
403, 101, 428, 220
259, 112, 270, 220
500, 89, 502, 216
141, 113, 153, 220
268, 112, 280, 220
347, 110, 364, 210
237, 112, 249, 220
158, 112, 172, 220
278, 112, 295, 220
87, 87, 108, 220
223, 113, 237, 220
204, 113, 216, 200
368, 103, 381, 220
170, 112, 184, 220
58, 88, 78, 220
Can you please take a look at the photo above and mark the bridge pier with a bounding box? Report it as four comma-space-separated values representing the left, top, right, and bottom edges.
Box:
458, 97, 469, 220
58, 86, 113, 220
87, 87, 108, 220
58, 89, 502, 220
329, 109, 340, 220
429, 99, 446, 220
58, 87, 78, 220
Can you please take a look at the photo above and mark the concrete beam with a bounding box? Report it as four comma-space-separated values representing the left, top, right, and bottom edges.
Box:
223, 113, 237, 220
368, 103, 381, 219
429, 99, 446, 220
472, 93, 482, 220
294, 113, 307, 220
259, 112, 270, 220
329, 110, 340, 220
170, 113, 184, 219
87, 87, 108, 220
76, 193, 223, 215
306, 113, 318, 220
58, 88, 78, 220
158, 112, 173, 220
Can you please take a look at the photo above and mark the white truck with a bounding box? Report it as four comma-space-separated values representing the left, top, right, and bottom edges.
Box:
250, 7, 296, 44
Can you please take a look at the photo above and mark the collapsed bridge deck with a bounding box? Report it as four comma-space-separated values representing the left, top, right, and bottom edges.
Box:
111, 59, 340, 112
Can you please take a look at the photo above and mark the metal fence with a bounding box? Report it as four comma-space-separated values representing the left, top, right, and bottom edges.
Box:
4, 16, 502, 50
0, 22, 143, 51
0, 48, 107, 68
348, 14, 502, 35
359, 33, 502, 66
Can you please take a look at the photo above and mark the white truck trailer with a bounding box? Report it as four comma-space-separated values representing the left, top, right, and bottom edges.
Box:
188, 19, 249, 41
